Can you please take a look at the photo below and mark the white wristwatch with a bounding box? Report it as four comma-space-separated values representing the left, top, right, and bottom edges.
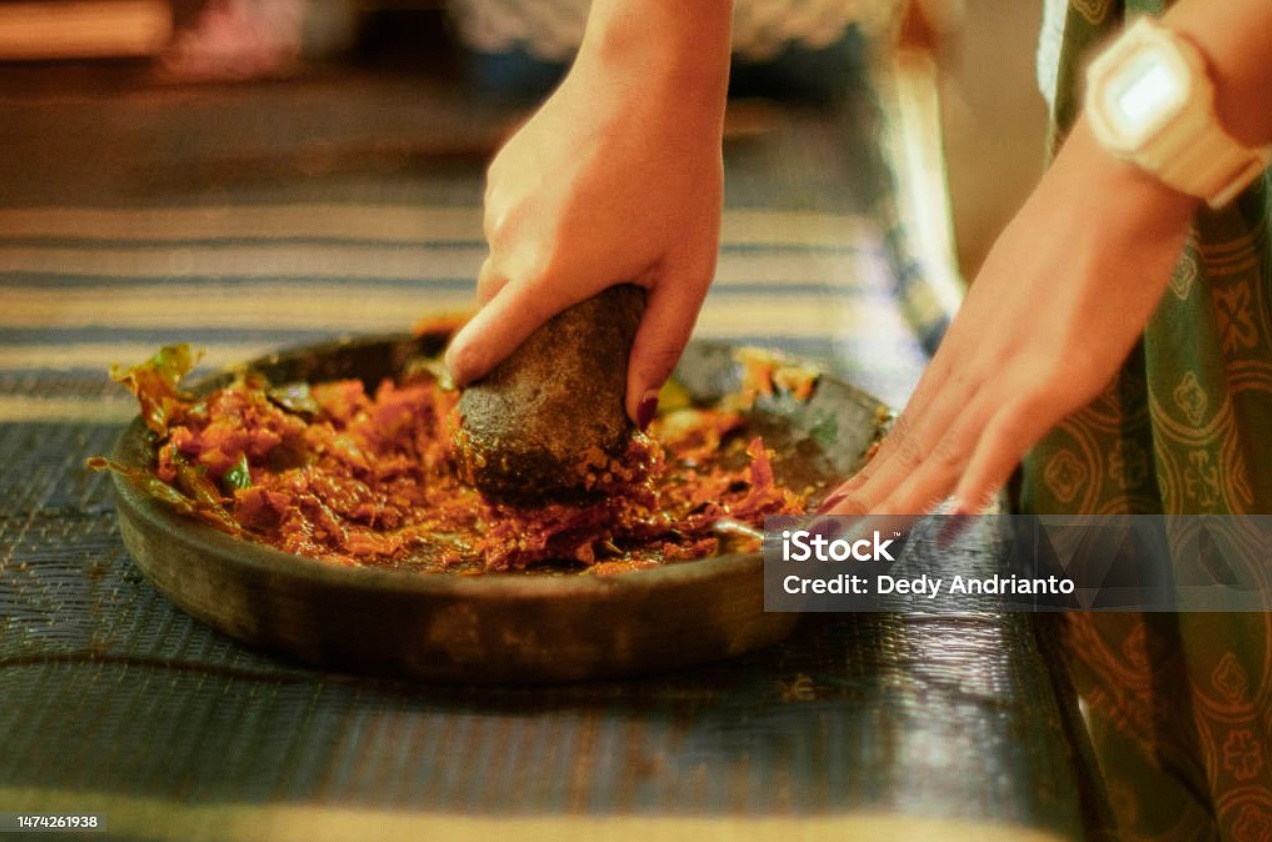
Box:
1085, 16, 1271, 209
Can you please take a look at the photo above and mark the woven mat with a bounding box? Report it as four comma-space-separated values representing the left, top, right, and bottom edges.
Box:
0, 422, 1087, 835
0, 58, 1100, 841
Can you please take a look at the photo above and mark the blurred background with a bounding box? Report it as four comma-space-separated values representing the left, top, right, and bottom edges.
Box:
0, 0, 1048, 278
936, 0, 1048, 276
0, 0, 1055, 413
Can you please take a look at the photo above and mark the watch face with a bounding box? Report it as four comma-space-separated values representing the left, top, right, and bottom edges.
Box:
1102, 43, 1190, 148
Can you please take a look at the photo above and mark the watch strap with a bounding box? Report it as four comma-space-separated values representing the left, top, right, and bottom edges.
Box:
1158, 120, 1271, 208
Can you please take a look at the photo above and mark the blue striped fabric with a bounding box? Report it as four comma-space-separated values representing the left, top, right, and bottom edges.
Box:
0, 202, 933, 419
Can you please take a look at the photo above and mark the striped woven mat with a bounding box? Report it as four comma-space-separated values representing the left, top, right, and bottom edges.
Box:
0, 200, 929, 425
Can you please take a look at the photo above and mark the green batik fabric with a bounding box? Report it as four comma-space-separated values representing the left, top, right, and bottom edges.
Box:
1020, 1, 1272, 839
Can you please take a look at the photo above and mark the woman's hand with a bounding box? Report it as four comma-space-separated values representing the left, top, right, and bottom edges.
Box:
445, 0, 732, 427
821, 119, 1200, 516
819, 0, 1272, 517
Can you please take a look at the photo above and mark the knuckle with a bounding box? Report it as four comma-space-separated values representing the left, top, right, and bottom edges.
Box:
928, 432, 966, 472
508, 252, 555, 300
886, 416, 927, 467
484, 207, 513, 249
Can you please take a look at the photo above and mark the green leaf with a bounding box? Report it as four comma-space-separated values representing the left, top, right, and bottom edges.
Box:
223, 452, 253, 492
109, 344, 202, 435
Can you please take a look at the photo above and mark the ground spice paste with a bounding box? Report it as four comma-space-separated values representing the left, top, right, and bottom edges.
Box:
92, 342, 811, 574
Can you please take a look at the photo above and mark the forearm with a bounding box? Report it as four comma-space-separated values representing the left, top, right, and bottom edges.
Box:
575, 0, 733, 112
1165, 0, 1272, 146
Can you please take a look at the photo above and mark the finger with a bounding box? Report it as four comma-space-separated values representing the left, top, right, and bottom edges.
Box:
950, 389, 1056, 514
444, 279, 559, 386
873, 378, 1057, 517
475, 255, 506, 305
623, 257, 713, 426
868, 407, 983, 516
833, 436, 888, 502
835, 351, 958, 496
859, 345, 997, 501
845, 401, 960, 514
814, 480, 859, 515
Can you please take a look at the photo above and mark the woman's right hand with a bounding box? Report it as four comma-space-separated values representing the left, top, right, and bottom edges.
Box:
445, 0, 734, 427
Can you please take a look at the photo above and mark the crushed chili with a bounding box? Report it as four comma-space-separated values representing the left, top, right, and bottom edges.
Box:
92, 343, 810, 573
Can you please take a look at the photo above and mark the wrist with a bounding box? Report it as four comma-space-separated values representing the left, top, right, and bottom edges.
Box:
1056, 118, 1200, 232
576, 0, 732, 109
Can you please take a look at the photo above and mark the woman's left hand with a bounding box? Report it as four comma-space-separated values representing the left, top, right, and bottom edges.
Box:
820, 119, 1200, 516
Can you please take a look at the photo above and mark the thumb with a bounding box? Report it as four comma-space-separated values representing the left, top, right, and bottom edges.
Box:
445, 278, 562, 386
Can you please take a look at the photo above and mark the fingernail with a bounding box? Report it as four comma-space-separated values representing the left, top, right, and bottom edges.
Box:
936, 515, 970, 550
636, 391, 659, 432
815, 488, 848, 515
936, 498, 973, 550
806, 514, 849, 542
